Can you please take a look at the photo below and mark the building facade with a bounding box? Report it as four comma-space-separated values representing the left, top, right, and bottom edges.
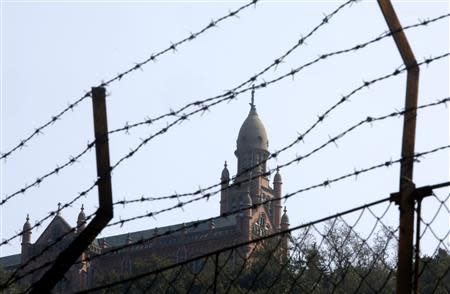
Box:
0, 102, 290, 292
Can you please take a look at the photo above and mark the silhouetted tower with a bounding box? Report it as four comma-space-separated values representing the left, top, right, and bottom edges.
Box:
273, 169, 283, 230
21, 214, 32, 263
280, 207, 290, 262
220, 90, 288, 249
77, 204, 86, 233
220, 161, 230, 215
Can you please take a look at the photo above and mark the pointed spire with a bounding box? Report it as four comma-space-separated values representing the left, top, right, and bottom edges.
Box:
22, 214, 32, 244
249, 86, 256, 113
281, 206, 290, 225
274, 167, 282, 183
57, 202, 61, 215
221, 160, 230, 181
77, 204, 87, 231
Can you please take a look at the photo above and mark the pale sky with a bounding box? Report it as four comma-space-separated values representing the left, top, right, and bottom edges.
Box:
1, 0, 449, 258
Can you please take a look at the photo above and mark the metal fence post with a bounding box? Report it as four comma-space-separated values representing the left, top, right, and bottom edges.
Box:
30, 87, 113, 293
377, 1, 420, 293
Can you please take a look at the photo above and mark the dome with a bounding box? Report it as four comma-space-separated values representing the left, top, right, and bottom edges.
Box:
236, 105, 269, 152
281, 207, 289, 225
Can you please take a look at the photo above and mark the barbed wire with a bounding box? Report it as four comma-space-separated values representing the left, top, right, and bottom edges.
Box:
48, 144, 450, 276
0, 0, 259, 162
6, 140, 449, 289
4, 52, 449, 288
0, 181, 98, 248
103, 53, 449, 200
74, 196, 393, 293
106, 48, 449, 188
108, 0, 359, 136
3, 11, 447, 210
0, 212, 97, 290
106, 96, 450, 226
0, 142, 96, 206
2, 5, 447, 229
0, 0, 360, 208
0, 94, 90, 162
107, 12, 449, 137
2, 12, 448, 288
111, 48, 450, 207
4, 80, 449, 288
2, 7, 448, 293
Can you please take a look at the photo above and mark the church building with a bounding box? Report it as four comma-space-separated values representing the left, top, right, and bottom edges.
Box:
0, 101, 290, 292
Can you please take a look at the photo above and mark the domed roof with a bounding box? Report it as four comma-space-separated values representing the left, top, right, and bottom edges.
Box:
236, 104, 269, 152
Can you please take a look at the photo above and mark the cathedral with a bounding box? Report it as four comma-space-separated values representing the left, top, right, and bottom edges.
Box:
0, 101, 290, 292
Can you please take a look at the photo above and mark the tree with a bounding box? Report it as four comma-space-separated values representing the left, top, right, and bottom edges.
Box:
419, 248, 450, 294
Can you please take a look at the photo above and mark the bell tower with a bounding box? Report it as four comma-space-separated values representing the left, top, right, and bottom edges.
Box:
220, 90, 286, 239
234, 91, 270, 180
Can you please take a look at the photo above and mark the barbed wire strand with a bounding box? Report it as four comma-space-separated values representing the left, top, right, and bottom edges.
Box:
74, 196, 392, 293
107, 12, 450, 137
4, 74, 449, 288
105, 95, 450, 227
4, 28, 449, 288
4, 50, 449, 289
111, 51, 450, 207
7, 141, 449, 290
2, 8, 446, 292
0, 181, 98, 248
106, 45, 449, 191
82, 144, 450, 264
107, 0, 360, 135
3, 12, 447, 209
0, 0, 362, 207
18, 143, 449, 289
0, 142, 96, 206
0, 0, 259, 162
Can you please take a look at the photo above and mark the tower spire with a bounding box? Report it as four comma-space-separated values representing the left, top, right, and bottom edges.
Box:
250, 86, 256, 112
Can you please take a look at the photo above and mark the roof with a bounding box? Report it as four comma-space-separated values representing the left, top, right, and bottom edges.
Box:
34, 214, 73, 246
236, 105, 269, 153
99, 217, 237, 248
0, 254, 20, 269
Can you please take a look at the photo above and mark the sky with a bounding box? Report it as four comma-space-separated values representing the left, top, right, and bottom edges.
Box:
0, 0, 449, 259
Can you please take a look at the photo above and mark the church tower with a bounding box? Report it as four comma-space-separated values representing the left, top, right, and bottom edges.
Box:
220, 92, 286, 241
